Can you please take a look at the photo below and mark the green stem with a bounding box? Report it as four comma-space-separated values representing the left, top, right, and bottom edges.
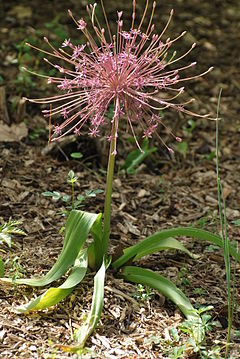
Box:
216, 89, 233, 358
102, 132, 116, 255
72, 182, 74, 209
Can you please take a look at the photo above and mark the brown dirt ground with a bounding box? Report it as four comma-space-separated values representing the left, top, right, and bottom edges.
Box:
0, 0, 240, 358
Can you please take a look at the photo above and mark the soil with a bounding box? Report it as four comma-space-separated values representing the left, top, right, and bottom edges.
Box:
0, 0, 240, 358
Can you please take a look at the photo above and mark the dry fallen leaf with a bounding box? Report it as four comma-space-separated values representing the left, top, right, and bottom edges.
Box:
0, 121, 28, 142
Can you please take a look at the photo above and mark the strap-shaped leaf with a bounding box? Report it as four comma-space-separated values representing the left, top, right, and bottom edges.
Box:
112, 227, 240, 269
122, 266, 204, 342
16, 250, 88, 313
1, 210, 101, 286
134, 237, 192, 261
62, 259, 106, 352
122, 266, 197, 319
90, 213, 103, 269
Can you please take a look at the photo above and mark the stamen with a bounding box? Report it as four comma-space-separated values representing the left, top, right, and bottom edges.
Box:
145, 1, 156, 36
138, 0, 149, 32
48, 104, 52, 144
100, 0, 113, 43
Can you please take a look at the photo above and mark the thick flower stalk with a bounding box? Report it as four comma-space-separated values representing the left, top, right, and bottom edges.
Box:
25, 0, 212, 154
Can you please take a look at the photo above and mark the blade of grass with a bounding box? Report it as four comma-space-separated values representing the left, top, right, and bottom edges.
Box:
216, 89, 236, 358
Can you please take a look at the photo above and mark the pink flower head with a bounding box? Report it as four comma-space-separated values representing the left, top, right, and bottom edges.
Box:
78, 18, 86, 31
26, 2, 212, 154
117, 11, 123, 20
62, 38, 72, 47
47, 77, 53, 84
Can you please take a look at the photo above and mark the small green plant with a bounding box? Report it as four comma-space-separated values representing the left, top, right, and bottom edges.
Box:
144, 334, 162, 346
164, 306, 217, 358
177, 267, 191, 288
7, 255, 25, 285
207, 150, 215, 161
42, 170, 104, 216
0, 256, 4, 277
232, 219, 240, 227
132, 284, 154, 303
122, 138, 157, 174
14, 39, 38, 94
204, 244, 220, 253
0, 219, 26, 248
194, 287, 207, 296
67, 169, 79, 209
195, 211, 219, 232
176, 119, 196, 159
144, 307, 219, 359
0, 220, 26, 278
29, 127, 46, 141
14, 17, 67, 95
44, 16, 68, 43
179, 306, 213, 353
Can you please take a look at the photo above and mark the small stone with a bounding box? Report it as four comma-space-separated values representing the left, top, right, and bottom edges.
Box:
137, 189, 150, 198
29, 345, 37, 351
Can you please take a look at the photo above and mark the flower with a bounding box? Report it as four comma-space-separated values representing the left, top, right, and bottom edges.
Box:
25, 0, 212, 155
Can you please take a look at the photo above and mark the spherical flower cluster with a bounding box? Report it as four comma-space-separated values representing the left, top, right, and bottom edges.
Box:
25, 0, 212, 154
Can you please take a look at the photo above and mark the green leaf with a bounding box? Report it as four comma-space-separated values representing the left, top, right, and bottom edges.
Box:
170, 327, 180, 342
85, 189, 104, 197
122, 138, 157, 174
71, 152, 83, 159
77, 194, 85, 202
62, 194, 71, 202
89, 214, 103, 270
16, 250, 88, 313
0, 258, 4, 277
42, 191, 61, 200
0, 220, 26, 247
0, 233, 12, 247
68, 170, 75, 179
130, 236, 192, 266
1, 210, 100, 286
177, 141, 188, 158
122, 266, 197, 320
42, 191, 54, 196
62, 259, 106, 352
122, 266, 214, 344
67, 170, 78, 184
232, 219, 240, 227
122, 266, 204, 343
6, 228, 26, 236
112, 227, 240, 269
